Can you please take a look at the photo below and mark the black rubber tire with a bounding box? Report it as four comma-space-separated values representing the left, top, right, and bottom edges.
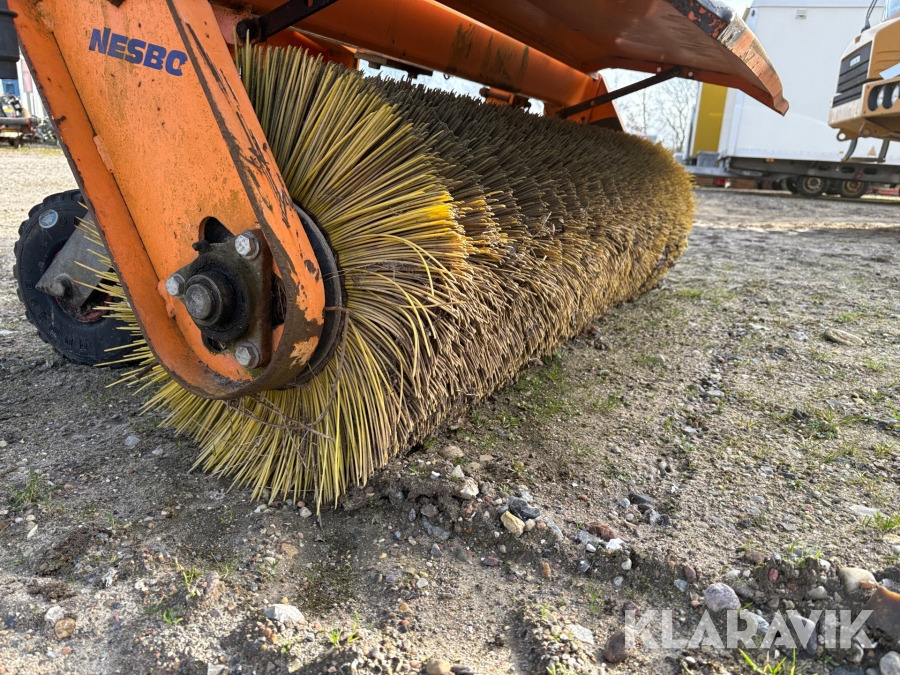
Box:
795, 176, 827, 197
785, 178, 799, 194
838, 179, 867, 199
13, 190, 134, 366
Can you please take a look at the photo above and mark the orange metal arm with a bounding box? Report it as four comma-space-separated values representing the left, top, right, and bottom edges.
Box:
213, 0, 622, 124
11, 0, 326, 398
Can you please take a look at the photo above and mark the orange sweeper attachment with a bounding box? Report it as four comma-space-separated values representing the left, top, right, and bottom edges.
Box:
9, 0, 787, 504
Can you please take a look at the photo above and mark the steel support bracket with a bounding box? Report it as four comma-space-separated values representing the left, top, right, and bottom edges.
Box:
236, 0, 340, 43
557, 67, 685, 120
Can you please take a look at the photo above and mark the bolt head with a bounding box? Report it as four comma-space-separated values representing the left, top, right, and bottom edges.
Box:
183, 284, 216, 321
234, 342, 261, 369
165, 273, 186, 297
48, 278, 70, 298
234, 232, 260, 259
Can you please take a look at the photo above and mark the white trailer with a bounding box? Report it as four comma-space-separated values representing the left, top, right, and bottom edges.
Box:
687, 0, 900, 197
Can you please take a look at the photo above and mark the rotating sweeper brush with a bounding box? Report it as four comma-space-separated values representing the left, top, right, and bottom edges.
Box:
8, 0, 788, 505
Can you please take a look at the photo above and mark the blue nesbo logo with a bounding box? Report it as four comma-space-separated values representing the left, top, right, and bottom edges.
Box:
88, 27, 188, 76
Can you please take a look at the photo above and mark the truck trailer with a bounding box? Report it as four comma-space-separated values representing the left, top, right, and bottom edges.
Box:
687, 0, 900, 197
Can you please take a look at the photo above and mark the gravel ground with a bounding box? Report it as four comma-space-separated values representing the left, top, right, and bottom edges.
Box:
0, 146, 899, 675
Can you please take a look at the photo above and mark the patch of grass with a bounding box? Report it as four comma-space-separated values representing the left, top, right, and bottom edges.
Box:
586, 584, 603, 616
807, 346, 831, 363
591, 394, 622, 414
862, 356, 886, 373
822, 441, 860, 463
834, 311, 864, 324
546, 665, 575, 675
162, 608, 183, 625
674, 288, 705, 300
634, 353, 667, 371
740, 649, 797, 674
9, 471, 53, 509
873, 442, 896, 459
869, 512, 900, 534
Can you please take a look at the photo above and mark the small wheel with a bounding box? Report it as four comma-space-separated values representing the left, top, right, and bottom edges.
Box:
795, 176, 826, 197
785, 178, 799, 194
13, 190, 134, 366
838, 179, 867, 199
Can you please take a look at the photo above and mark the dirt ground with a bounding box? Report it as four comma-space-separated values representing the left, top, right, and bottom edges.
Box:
1, 146, 899, 675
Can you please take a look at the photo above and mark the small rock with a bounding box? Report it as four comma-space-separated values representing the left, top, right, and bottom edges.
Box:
621, 558, 632, 571
450, 666, 475, 675
824, 328, 864, 346
44, 606, 65, 626
674, 579, 688, 593
439, 445, 464, 460
298, 507, 313, 518
197, 571, 222, 603
605, 538, 625, 551
425, 658, 452, 675
603, 627, 636, 664
740, 610, 770, 634
683, 565, 697, 583
54, 618, 75, 639
124, 435, 140, 448
617, 498, 630, 508
849, 505, 881, 518
575, 530, 600, 548
501, 510, 525, 537
565, 623, 594, 645
421, 517, 451, 542
807, 586, 828, 601
508, 497, 540, 521
207, 666, 230, 675
880, 652, 900, 675
704, 583, 740, 612
482, 556, 500, 567
420, 503, 439, 519
838, 567, 876, 593
628, 493, 653, 507
790, 613, 818, 655
458, 477, 479, 500
416, 578, 429, 589
744, 550, 766, 565
450, 465, 465, 479
430, 544, 442, 558
263, 604, 305, 625
279, 542, 299, 559
586, 522, 617, 541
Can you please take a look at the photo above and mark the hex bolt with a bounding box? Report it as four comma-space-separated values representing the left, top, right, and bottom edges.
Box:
234, 342, 261, 369
165, 273, 186, 297
234, 232, 261, 259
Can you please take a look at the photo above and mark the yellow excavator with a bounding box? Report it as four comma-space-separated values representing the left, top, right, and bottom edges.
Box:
5, 0, 789, 504
830, 0, 900, 160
